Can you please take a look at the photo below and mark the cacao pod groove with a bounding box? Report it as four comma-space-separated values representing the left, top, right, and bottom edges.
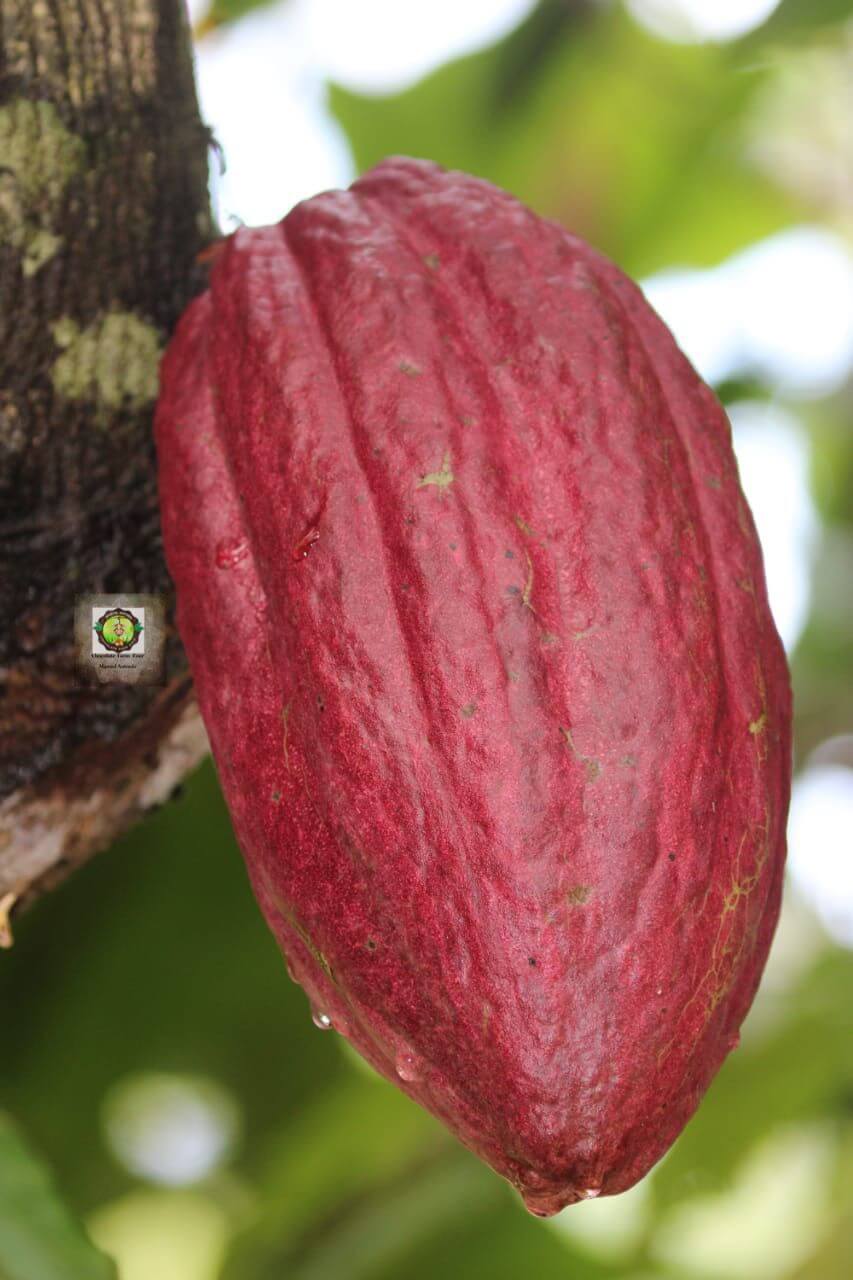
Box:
155, 157, 791, 1215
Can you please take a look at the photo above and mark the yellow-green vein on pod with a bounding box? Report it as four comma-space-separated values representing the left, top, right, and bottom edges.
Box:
0, 99, 85, 276
51, 314, 163, 415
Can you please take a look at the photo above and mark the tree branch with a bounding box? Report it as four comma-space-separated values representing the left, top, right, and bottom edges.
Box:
0, 0, 213, 934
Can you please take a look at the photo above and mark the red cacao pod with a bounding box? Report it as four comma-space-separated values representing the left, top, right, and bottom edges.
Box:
155, 157, 791, 1215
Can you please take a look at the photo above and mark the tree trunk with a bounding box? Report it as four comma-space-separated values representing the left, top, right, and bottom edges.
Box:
0, 0, 212, 940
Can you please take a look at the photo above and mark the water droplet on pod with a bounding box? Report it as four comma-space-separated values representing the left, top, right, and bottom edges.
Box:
395, 1051, 423, 1082
215, 537, 249, 570
311, 1010, 332, 1031
579, 1186, 601, 1200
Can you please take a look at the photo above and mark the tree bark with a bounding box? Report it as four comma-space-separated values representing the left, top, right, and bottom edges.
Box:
0, 0, 212, 940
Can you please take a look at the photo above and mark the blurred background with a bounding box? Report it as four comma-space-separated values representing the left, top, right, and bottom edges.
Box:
1, 0, 852, 1276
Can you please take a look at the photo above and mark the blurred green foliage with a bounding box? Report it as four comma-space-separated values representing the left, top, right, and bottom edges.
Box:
331, 2, 802, 276
203, 0, 283, 29
2, 1, 853, 1277
760, 0, 853, 37
0, 1115, 116, 1280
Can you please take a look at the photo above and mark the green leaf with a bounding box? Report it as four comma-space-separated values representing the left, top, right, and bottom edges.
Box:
329, 3, 801, 276
0, 1114, 116, 1280
329, 52, 493, 181
203, 0, 284, 29
221, 1072, 450, 1278
286, 1155, 497, 1280
756, 0, 853, 40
